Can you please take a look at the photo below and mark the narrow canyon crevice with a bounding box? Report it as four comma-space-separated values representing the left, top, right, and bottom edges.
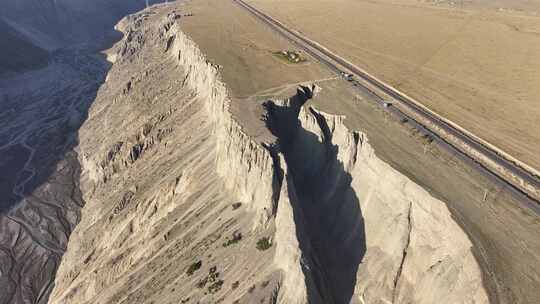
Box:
264, 86, 366, 304
392, 201, 412, 303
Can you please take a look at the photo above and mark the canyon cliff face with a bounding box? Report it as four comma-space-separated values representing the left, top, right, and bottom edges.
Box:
49, 7, 488, 304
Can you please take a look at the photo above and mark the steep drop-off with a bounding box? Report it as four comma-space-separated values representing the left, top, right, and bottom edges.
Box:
49, 7, 488, 304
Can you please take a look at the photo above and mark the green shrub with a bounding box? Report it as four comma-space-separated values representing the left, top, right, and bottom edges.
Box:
186, 260, 202, 276
256, 237, 272, 251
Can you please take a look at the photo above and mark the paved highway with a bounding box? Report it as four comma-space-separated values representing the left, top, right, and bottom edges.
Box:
233, 0, 540, 210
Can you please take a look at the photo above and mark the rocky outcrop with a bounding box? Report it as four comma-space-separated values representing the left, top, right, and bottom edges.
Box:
48, 5, 488, 304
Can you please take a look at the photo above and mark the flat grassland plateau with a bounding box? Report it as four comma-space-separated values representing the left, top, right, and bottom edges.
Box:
247, 0, 540, 171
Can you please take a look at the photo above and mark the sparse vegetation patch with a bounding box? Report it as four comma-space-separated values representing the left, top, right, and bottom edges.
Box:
186, 260, 202, 276
196, 277, 208, 289
222, 231, 243, 247
273, 50, 306, 64
196, 266, 224, 294
208, 279, 224, 294
256, 237, 272, 251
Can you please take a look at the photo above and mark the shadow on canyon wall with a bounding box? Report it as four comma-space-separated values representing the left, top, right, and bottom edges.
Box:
264, 86, 366, 304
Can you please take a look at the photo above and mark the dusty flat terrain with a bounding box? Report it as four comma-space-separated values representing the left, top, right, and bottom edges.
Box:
247, 0, 540, 171
177, 0, 333, 97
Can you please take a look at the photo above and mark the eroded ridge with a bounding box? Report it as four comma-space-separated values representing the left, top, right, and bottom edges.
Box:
263, 86, 487, 303
49, 6, 488, 304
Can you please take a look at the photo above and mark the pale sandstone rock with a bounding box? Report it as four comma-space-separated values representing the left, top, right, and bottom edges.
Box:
49, 5, 488, 304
